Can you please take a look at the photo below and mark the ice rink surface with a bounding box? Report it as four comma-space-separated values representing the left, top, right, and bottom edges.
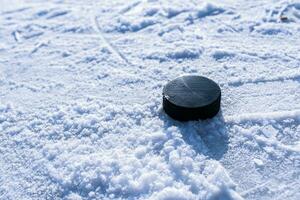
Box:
0, 0, 299, 199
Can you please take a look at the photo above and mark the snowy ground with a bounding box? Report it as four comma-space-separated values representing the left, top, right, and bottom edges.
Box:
0, 0, 300, 199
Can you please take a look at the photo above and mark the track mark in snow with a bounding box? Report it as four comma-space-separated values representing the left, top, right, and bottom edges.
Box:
31, 41, 49, 54
225, 109, 300, 123
46, 10, 69, 19
11, 30, 21, 42
93, 16, 132, 66
241, 181, 270, 197
1, 7, 30, 15
119, 0, 142, 15
11, 24, 46, 42
228, 72, 300, 87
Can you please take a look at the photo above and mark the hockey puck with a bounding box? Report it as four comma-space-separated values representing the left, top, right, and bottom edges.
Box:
163, 75, 221, 121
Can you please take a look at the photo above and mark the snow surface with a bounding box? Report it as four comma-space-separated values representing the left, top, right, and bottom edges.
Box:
0, 0, 300, 199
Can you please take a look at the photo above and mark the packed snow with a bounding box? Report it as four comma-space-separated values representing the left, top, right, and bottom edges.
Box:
0, 0, 300, 199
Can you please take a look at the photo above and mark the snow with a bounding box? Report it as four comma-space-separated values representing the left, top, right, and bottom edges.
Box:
0, 0, 300, 200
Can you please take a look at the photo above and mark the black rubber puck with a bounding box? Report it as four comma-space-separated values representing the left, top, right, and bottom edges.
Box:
163, 75, 221, 121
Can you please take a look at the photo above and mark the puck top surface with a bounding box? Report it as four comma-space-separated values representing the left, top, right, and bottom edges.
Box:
163, 75, 221, 108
